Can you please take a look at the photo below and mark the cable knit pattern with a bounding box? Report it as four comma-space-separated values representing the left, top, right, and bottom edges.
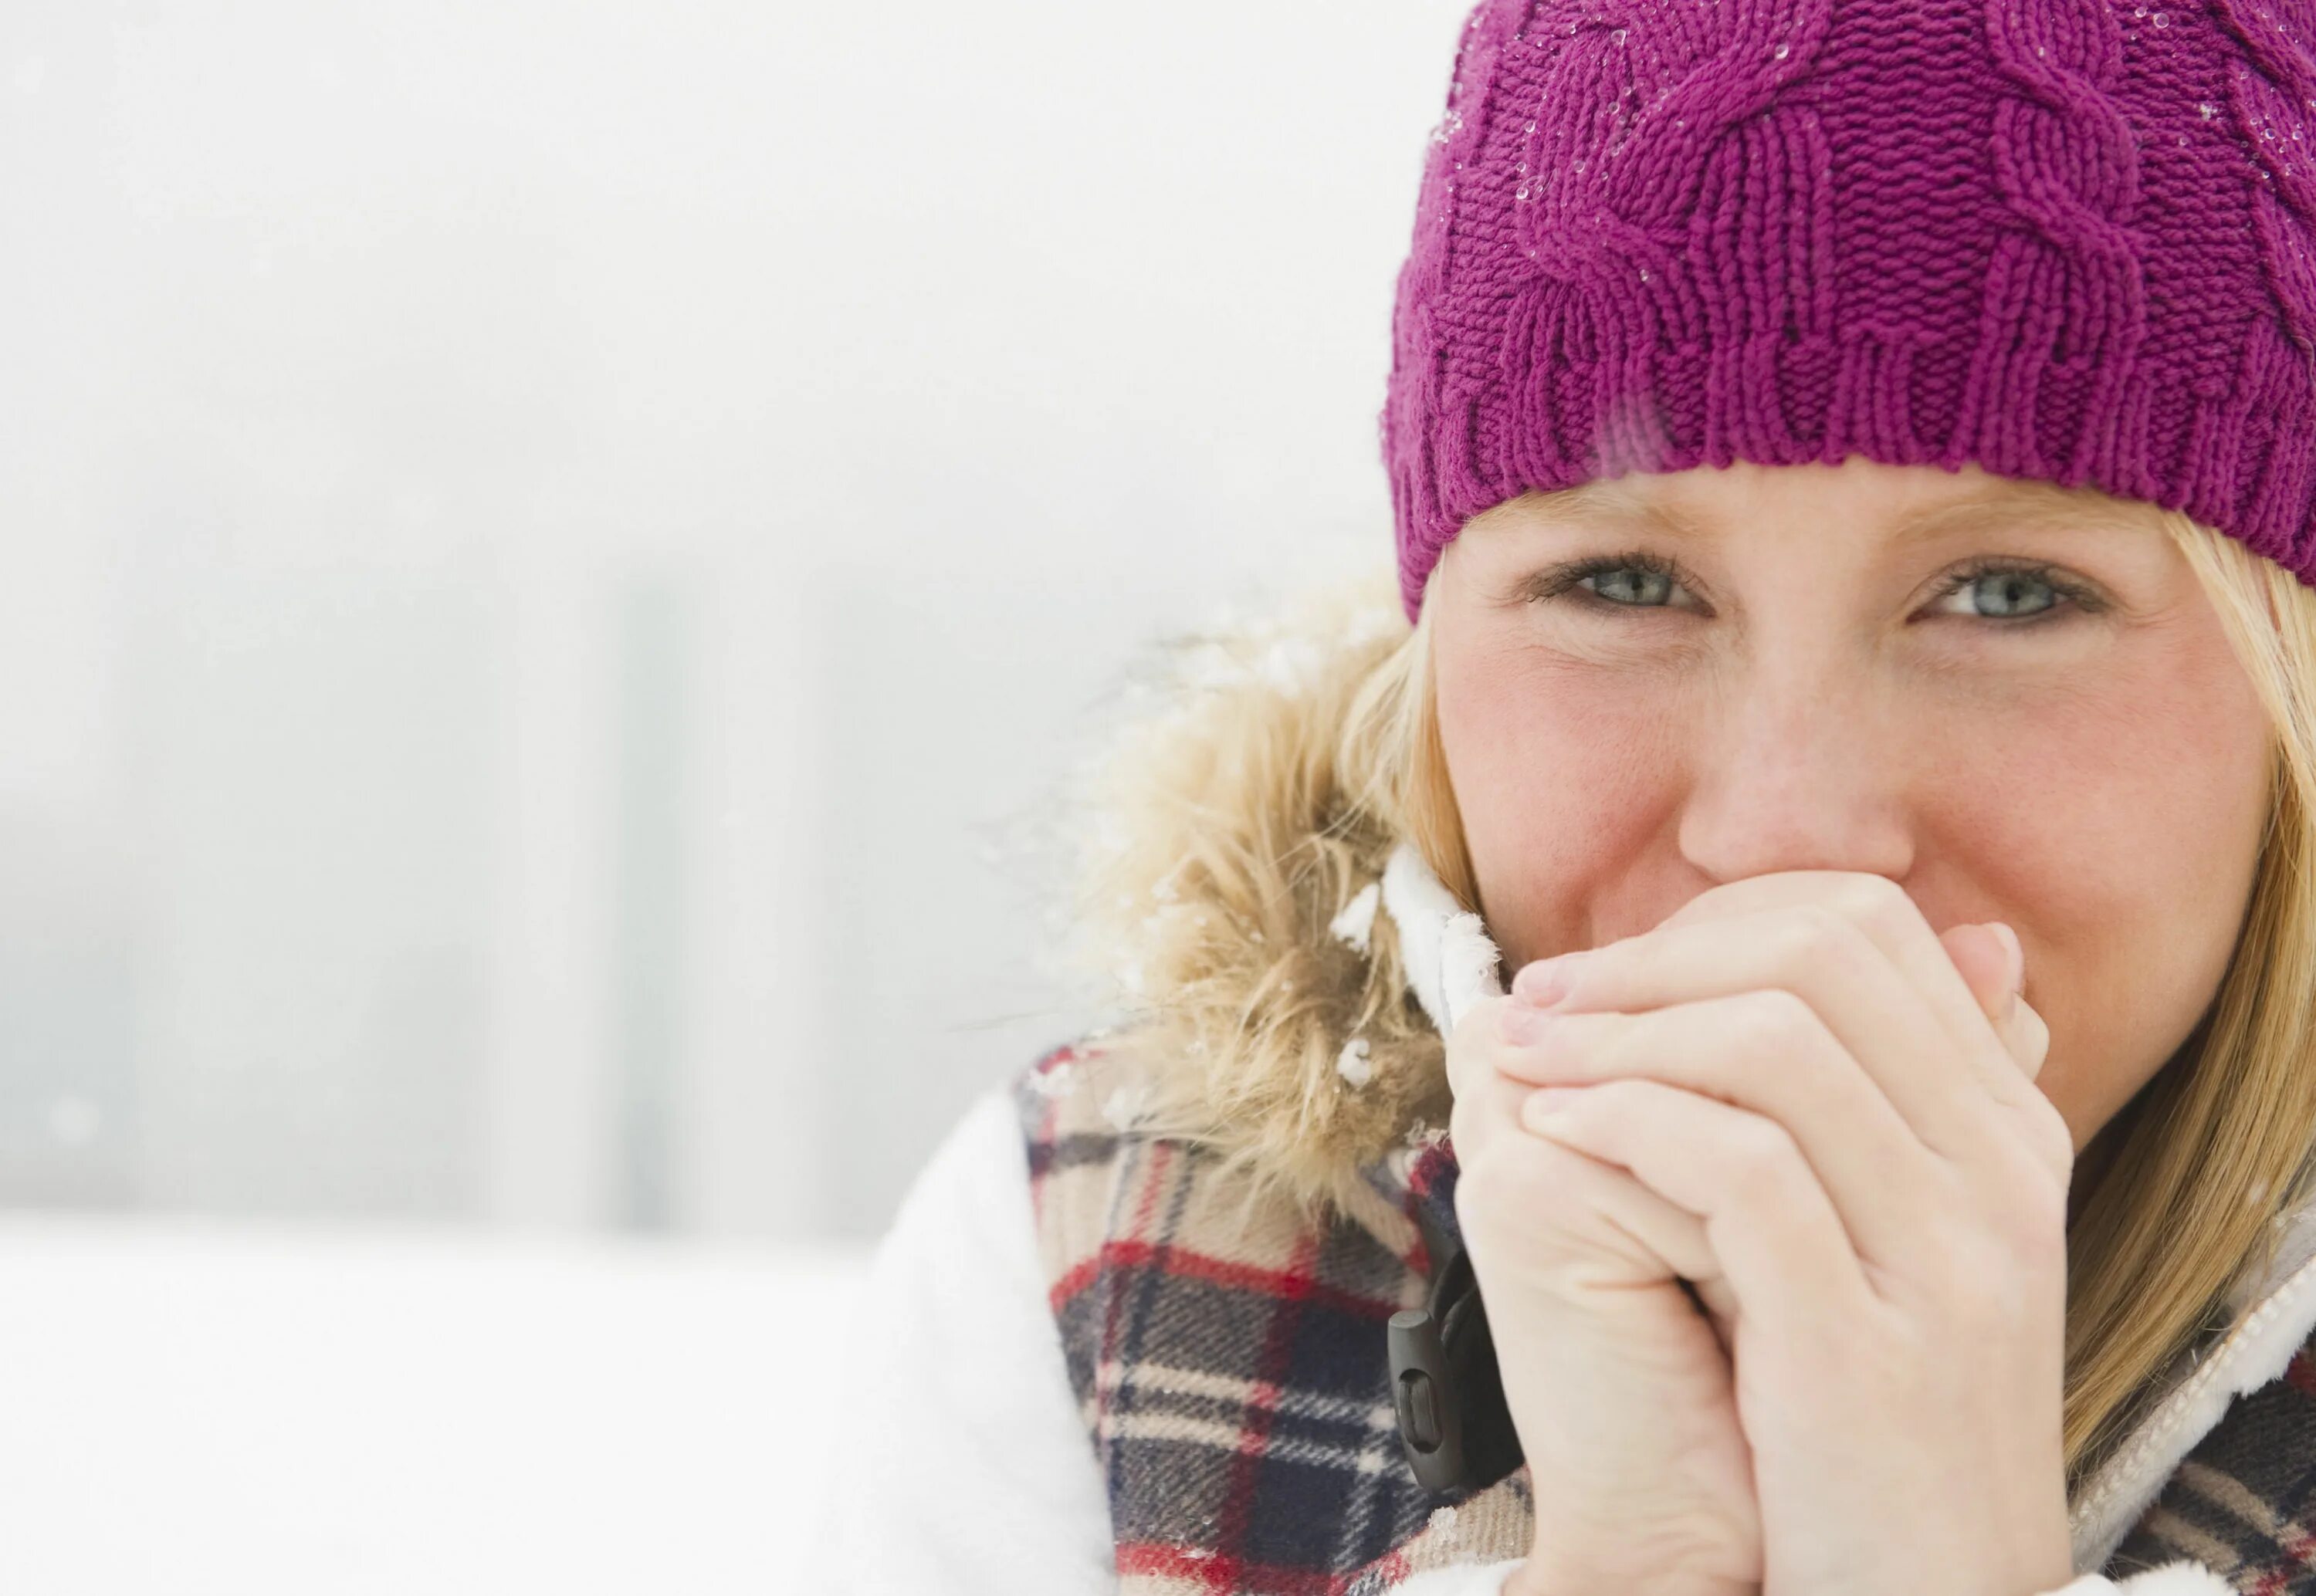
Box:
1382, 0, 2316, 624
2216, 0, 2316, 540
1963, 0, 2143, 483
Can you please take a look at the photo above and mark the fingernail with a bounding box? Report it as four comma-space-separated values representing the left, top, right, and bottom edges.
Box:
1514, 951, 1589, 1006
1500, 1003, 1550, 1045
1525, 1085, 1585, 1123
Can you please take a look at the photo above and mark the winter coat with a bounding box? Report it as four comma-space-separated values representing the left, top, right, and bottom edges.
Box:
817, 833, 2316, 1594
812, 594, 2316, 1595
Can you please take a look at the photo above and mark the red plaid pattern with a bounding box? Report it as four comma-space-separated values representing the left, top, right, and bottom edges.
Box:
1014, 1038, 1532, 1593
1013, 1038, 2316, 1593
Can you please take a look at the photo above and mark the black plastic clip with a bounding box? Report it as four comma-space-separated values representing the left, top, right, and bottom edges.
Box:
1387, 1205, 1523, 1495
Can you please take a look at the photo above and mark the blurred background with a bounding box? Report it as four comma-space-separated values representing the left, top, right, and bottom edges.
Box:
0, 0, 1468, 1587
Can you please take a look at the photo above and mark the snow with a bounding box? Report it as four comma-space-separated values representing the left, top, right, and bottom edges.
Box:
0, 1216, 865, 1594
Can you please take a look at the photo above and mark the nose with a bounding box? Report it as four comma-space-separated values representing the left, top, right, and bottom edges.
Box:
1674, 656, 1917, 886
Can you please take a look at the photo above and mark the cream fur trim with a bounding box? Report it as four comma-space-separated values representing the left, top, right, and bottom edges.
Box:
1380, 841, 1505, 1037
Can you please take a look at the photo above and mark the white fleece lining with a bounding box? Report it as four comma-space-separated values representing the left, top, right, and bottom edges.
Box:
2069, 1241, 2316, 1568
2049, 1565, 2236, 1595
1380, 841, 1505, 1036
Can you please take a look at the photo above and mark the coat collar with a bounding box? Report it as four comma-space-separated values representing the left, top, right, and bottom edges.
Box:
1346, 841, 1503, 1266
1368, 839, 2316, 1567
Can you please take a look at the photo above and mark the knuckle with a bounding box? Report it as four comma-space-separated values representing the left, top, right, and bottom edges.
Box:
1724, 1115, 1804, 1209
1568, 1076, 1642, 1129
2020, 1095, 2077, 1182
1784, 903, 1881, 985
1457, 1138, 1651, 1283
1455, 1138, 1573, 1239
1952, 1106, 2074, 1266
1780, 902, 1856, 965
1832, 872, 1924, 942
1724, 986, 1817, 1061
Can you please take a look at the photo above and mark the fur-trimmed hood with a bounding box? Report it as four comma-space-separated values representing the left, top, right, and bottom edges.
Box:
1048, 568, 1474, 1212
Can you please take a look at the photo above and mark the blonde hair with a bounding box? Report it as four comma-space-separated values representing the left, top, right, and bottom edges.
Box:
1058, 506, 2316, 1492
2061, 514, 2316, 1482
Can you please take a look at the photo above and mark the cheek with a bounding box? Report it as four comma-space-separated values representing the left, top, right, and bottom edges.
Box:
1941, 654, 2270, 1140
1434, 641, 1681, 953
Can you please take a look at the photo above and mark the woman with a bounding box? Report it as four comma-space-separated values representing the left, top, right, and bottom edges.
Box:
817, 2, 2316, 1592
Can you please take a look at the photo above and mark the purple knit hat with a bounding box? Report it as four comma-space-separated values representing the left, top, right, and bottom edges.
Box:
1380, 0, 2316, 625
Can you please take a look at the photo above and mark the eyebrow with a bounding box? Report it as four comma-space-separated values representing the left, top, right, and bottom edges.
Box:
1521, 476, 2163, 543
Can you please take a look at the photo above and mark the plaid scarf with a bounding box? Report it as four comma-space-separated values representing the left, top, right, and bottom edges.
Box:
1013, 1039, 2316, 1594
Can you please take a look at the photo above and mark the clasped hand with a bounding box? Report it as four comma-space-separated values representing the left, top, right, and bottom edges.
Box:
1445, 871, 2077, 1596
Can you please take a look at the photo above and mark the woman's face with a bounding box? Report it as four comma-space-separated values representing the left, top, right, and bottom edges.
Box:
1429, 455, 2274, 1152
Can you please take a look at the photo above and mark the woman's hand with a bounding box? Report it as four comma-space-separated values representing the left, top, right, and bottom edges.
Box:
1469, 871, 2074, 1596
1448, 972, 1760, 1596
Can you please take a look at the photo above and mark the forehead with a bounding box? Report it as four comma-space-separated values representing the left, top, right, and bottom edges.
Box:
1488, 461, 2170, 545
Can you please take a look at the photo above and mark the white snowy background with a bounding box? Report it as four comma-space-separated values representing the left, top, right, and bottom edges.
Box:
0, 0, 1469, 1588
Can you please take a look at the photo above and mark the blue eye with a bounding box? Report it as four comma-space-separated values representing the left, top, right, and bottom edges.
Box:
1583, 560, 1679, 607
1928, 560, 2096, 622
1525, 552, 2103, 626
1529, 550, 1692, 612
